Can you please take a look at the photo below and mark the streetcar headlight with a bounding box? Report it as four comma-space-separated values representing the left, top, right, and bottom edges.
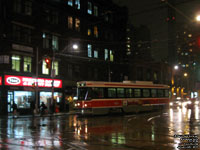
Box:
77, 103, 80, 106
169, 102, 173, 106
74, 104, 77, 107
84, 104, 87, 107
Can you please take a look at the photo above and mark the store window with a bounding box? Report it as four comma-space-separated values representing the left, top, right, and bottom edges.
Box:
42, 59, 49, 74
24, 56, 32, 72
13, 91, 34, 109
12, 55, 21, 72
40, 92, 62, 106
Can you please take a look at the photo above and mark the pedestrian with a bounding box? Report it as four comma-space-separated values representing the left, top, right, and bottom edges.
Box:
30, 101, 35, 116
12, 102, 18, 118
40, 102, 47, 116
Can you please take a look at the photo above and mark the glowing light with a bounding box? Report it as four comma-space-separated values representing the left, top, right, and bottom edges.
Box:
73, 44, 78, 50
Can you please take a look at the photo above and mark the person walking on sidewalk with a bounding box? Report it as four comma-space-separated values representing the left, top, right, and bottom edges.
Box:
40, 102, 47, 116
12, 102, 18, 118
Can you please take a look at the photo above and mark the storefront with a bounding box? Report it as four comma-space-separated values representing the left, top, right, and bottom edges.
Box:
2, 75, 63, 115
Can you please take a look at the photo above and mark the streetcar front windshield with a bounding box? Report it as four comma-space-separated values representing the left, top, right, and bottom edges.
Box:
77, 87, 92, 100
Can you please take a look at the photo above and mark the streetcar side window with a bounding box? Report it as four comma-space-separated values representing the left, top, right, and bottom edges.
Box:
143, 89, 150, 98
108, 88, 116, 98
117, 88, 125, 98
91, 87, 104, 99
158, 89, 164, 97
125, 88, 132, 98
151, 89, 157, 98
78, 87, 92, 100
133, 89, 141, 98
164, 89, 169, 97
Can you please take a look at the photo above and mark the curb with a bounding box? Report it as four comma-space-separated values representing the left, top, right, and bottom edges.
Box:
5, 111, 76, 119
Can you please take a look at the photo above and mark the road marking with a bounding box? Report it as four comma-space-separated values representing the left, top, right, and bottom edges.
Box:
147, 115, 161, 122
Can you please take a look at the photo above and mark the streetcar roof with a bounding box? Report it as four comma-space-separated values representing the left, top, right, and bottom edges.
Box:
77, 81, 169, 88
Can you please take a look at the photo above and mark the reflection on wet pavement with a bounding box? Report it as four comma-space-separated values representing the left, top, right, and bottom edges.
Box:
0, 105, 199, 150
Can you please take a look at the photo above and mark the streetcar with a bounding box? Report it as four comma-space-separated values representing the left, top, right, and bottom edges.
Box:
74, 81, 170, 115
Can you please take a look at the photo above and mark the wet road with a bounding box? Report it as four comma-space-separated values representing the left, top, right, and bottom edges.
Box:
0, 105, 200, 150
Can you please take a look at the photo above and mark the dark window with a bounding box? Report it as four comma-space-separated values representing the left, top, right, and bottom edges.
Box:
158, 89, 164, 97
151, 89, 157, 98
117, 88, 124, 98
165, 89, 169, 97
143, 89, 150, 98
12, 24, 32, 44
125, 88, 132, 98
91, 87, 104, 99
108, 88, 116, 98
134, 89, 141, 98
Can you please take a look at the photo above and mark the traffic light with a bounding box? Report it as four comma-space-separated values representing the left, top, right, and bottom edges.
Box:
45, 58, 51, 69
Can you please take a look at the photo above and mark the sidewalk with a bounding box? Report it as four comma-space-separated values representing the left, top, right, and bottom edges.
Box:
6, 111, 76, 119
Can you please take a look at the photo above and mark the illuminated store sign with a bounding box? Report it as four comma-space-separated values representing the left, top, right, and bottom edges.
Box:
0, 76, 2, 85
5, 75, 62, 88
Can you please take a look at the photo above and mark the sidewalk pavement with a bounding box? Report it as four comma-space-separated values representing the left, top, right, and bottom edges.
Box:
6, 111, 76, 119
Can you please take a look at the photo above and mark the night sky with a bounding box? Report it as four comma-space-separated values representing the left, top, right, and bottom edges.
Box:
112, 0, 200, 61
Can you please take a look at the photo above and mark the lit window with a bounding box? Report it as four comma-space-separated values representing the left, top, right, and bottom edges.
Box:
52, 61, 59, 76
88, 28, 91, 36
88, 2, 92, 14
42, 59, 49, 74
52, 35, 59, 51
88, 44, 92, 57
43, 32, 51, 49
94, 50, 98, 58
104, 49, 108, 60
68, 16, 73, 29
110, 50, 114, 62
12, 55, 20, 72
94, 6, 98, 16
68, 0, 73, 6
94, 26, 98, 38
24, 56, 32, 72
75, 0, 80, 9
75, 18, 80, 31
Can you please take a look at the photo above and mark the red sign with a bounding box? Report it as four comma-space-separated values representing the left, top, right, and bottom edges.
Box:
0, 76, 2, 85
4, 75, 62, 88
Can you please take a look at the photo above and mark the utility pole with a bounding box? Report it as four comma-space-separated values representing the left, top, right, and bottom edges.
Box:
51, 50, 55, 113
35, 47, 39, 113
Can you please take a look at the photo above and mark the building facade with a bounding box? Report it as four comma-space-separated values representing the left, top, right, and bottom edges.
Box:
0, 0, 128, 115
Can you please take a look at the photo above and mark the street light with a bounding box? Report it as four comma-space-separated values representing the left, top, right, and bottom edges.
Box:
196, 15, 200, 22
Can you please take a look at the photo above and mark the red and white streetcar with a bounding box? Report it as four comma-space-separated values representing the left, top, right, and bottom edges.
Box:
74, 81, 170, 115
